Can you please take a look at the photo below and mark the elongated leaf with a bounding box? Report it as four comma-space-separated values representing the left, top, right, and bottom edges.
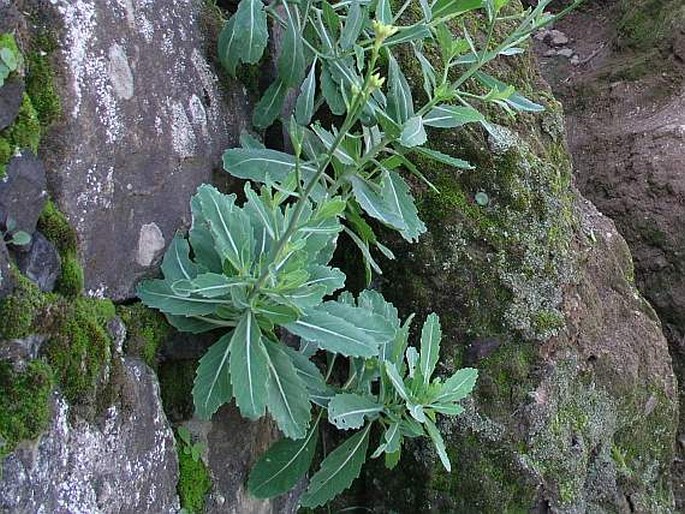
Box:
161, 234, 197, 282
237, 0, 269, 64
328, 393, 383, 430
382, 170, 426, 242
340, 0, 364, 50
230, 311, 268, 420
420, 313, 441, 386
282, 345, 329, 398
190, 194, 223, 273
217, 17, 240, 75
172, 273, 250, 298
284, 306, 380, 358
192, 332, 233, 419
413, 45, 436, 98
424, 418, 451, 472
166, 314, 222, 334
376, 0, 392, 23
321, 301, 395, 344
430, 403, 465, 416
424, 105, 484, 128
254, 79, 288, 129
223, 148, 315, 184
385, 362, 409, 401
263, 339, 312, 439
474, 72, 545, 112
278, 3, 305, 86
433, 0, 483, 18
349, 175, 404, 230
387, 53, 413, 124
296, 61, 318, 126
311, 125, 356, 165
138, 280, 223, 316
433, 367, 478, 403
321, 64, 346, 116
414, 147, 474, 170
303, 265, 346, 295
400, 116, 427, 148
300, 424, 371, 508
385, 24, 431, 46
248, 422, 319, 498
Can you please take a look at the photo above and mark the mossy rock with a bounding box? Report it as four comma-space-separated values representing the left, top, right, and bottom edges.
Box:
117, 303, 171, 368
177, 443, 212, 513
0, 358, 53, 459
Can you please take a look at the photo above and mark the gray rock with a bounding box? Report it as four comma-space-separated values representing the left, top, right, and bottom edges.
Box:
0, 153, 47, 237
0, 238, 13, 299
0, 77, 24, 131
38, 0, 251, 301
557, 48, 575, 58
549, 29, 570, 46
0, 358, 179, 513
15, 231, 61, 292
0, 335, 45, 362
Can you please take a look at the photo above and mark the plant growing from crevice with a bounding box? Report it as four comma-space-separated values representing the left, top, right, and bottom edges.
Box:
139, 0, 579, 507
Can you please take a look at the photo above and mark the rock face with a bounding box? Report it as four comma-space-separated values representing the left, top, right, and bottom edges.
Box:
0, 153, 47, 236
0, 358, 179, 513
15, 232, 61, 292
33, 0, 250, 300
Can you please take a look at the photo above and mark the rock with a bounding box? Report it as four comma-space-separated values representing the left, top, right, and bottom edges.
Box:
0, 238, 13, 299
544, 49, 557, 57
570, 55, 581, 65
0, 335, 45, 362
37, 0, 251, 300
0, 77, 24, 131
557, 48, 574, 58
0, 154, 47, 237
0, 358, 179, 513
549, 29, 570, 47
15, 231, 61, 292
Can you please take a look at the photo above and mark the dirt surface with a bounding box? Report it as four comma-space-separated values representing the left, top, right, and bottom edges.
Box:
534, 0, 685, 508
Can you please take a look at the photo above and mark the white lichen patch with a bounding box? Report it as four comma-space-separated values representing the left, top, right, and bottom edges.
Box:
170, 101, 197, 158
136, 222, 165, 267
75, 165, 114, 232
108, 44, 134, 100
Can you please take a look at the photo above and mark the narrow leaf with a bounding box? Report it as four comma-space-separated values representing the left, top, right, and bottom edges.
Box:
295, 61, 318, 126
424, 418, 451, 472
419, 313, 441, 386
230, 311, 268, 420
424, 105, 484, 128
278, 3, 305, 86
253, 80, 288, 129
192, 332, 233, 419
414, 147, 474, 170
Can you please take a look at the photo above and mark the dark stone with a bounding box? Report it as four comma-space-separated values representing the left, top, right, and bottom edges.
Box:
0, 154, 47, 237
0, 77, 25, 131
15, 232, 61, 292
463, 337, 501, 366
0, 238, 13, 299
40, 0, 251, 300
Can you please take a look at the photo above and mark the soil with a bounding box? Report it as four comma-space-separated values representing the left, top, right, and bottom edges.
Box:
534, 0, 685, 509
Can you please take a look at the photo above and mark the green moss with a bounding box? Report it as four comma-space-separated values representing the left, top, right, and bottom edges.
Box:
38, 200, 84, 296
42, 297, 115, 405
0, 93, 41, 177
177, 445, 212, 513
117, 303, 171, 368
25, 50, 61, 127
0, 269, 49, 340
0, 359, 53, 458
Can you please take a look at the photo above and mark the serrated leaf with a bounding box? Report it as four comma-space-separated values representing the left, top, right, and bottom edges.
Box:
424, 105, 484, 128
161, 234, 198, 282
230, 311, 268, 420
328, 393, 383, 430
254, 79, 288, 129
138, 280, 223, 316
192, 332, 233, 419
474, 72, 545, 112
263, 339, 312, 439
424, 418, 451, 472
295, 61, 317, 126
278, 3, 305, 86
387, 53, 413, 124
248, 422, 319, 498
414, 146, 474, 170
320, 301, 395, 344
400, 116, 427, 148
419, 313, 441, 386
284, 306, 380, 358
381, 170, 426, 243
299, 424, 371, 508
433, 367, 478, 403
349, 175, 404, 230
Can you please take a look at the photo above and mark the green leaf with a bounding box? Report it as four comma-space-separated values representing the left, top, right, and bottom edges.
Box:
414, 147, 474, 170
432, 0, 483, 19
0, 47, 18, 71
340, 0, 364, 50
311, 125, 356, 165
349, 175, 404, 230
424, 418, 451, 472
385, 24, 431, 46
295, 61, 318, 126
255, 303, 299, 325
376, 0, 393, 24
400, 116, 427, 148
474, 72, 545, 112
137, 280, 223, 316
192, 332, 233, 419
190, 194, 223, 273
161, 234, 198, 282
236, 0, 269, 64
419, 313, 441, 386
385, 362, 409, 401
278, 3, 305, 87
328, 393, 383, 430
320, 301, 395, 345
248, 422, 319, 498
223, 148, 315, 185
430, 403, 465, 416
300, 424, 371, 508
263, 339, 312, 439
10, 231, 31, 246
217, 17, 241, 75
321, 64, 346, 116
172, 273, 250, 298
423, 105, 484, 128
387, 53, 413, 124
229, 311, 268, 420
253, 80, 288, 129
413, 45, 436, 98
303, 265, 346, 295
381, 170, 427, 243
433, 367, 478, 403
284, 306, 380, 358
